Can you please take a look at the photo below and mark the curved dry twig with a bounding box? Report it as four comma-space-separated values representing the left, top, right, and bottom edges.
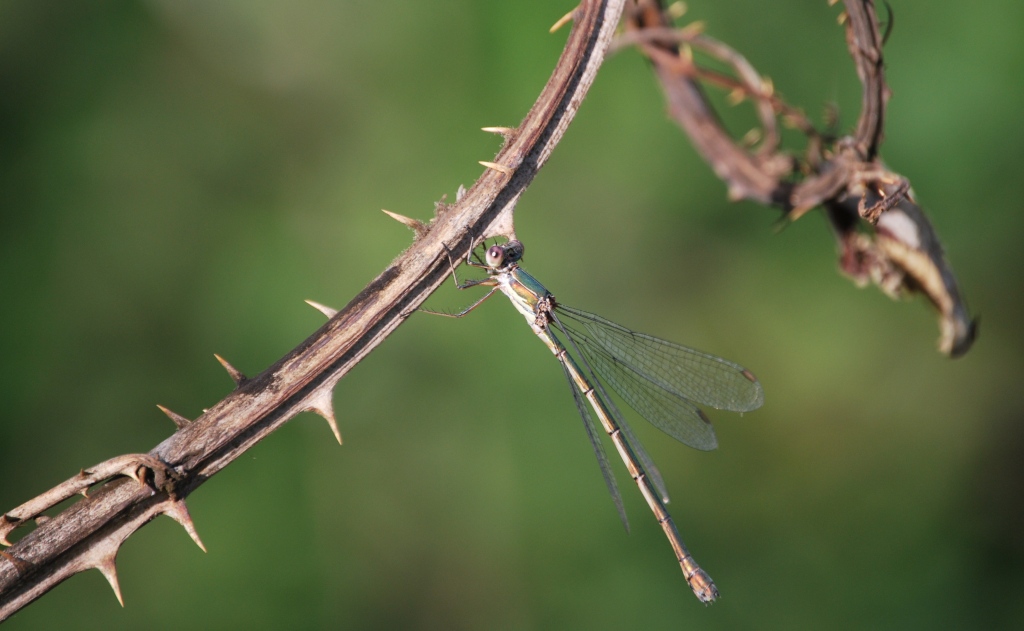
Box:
623, 0, 975, 357
0, 0, 627, 619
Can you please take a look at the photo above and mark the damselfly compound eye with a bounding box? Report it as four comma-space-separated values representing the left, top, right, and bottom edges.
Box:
485, 245, 505, 267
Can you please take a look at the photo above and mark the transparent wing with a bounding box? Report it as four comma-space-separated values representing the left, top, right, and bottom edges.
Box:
559, 358, 629, 531
555, 305, 764, 451
550, 314, 671, 504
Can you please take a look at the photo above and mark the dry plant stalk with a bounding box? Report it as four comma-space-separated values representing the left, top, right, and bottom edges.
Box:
622, 0, 975, 357
1, 0, 976, 621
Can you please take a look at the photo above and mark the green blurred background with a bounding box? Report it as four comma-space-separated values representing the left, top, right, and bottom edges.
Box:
1, 1, 1021, 628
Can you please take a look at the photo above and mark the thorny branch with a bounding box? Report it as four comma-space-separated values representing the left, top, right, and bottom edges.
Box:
622, 0, 976, 357
0, 0, 978, 621
0, 0, 627, 619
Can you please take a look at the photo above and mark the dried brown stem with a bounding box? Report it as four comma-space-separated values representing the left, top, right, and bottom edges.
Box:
624, 0, 975, 357
0, 0, 627, 619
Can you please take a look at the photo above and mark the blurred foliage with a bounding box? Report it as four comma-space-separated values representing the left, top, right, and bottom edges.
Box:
1, 1, 1022, 629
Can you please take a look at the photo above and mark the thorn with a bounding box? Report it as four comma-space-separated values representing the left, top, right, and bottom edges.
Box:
479, 161, 513, 176
305, 299, 338, 319
679, 43, 694, 65
789, 205, 815, 221
727, 184, 746, 203
125, 464, 146, 486
549, 9, 575, 33
156, 404, 190, 429
76, 469, 92, 497
0, 515, 17, 547
741, 128, 763, 147
163, 500, 207, 553
680, 20, 706, 37
837, 10, 848, 25
381, 209, 428, 237
667, 1, 688, 19
214, 354, 247, 386
432, 195, 450, 217
481, 126, 515, 137
727, 87, 746, 106
96, 556, 124, 607
760, 76, 775, 98
0, 549, 32, 576
304, 389, 342, 445
456, 185, 467, 202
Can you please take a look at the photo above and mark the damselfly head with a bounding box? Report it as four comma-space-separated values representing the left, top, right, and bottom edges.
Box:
485, 240, 524, 269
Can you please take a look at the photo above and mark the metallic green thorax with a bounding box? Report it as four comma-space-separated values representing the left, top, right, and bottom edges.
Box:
495, 266, 552, 329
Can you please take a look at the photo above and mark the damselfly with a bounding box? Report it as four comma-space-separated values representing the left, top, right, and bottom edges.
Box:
429, 239, 763, 603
